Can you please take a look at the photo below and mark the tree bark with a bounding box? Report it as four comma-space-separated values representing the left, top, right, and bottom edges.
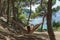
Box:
27, 0, 32, 25
40, 0, 43, 32
7, 0, 9, 24
40, 16, 44, 32
0, 0, 3, 16
46, 0, 56, 40
0, 0, 1, 16
40, 0, 43, 6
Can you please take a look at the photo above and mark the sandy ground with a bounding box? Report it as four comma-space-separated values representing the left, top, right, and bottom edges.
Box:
34, 31, 60, 40
54, 32, 60, 40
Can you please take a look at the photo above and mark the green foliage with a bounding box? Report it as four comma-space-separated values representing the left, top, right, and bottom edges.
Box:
59, 0, 60, 1
52, 8, 57, 12
35, 0, 48, 13
17, 13, 27, 25
53, 21, 60, 30
20, 0, 29, 2
52, 6, 60, 12
57, 27, 60, 31
42, 0, 48, 4
30, 12, 40, 18
52, 0, 56, 5
14, 0, 57, 25
53, 21, 60, 27
35, 5, 45, 13
18, 13, 26, 19
56, 6, 60, 10
36, 0, 56, 13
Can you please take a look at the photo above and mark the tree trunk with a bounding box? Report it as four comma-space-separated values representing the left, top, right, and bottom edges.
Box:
40, 16, 44, 32
27, 0, 32, 25
40, 0, 43, 6
0, 0, 1, 16
46, 0, 56, 40
11, 0, 16, 20
7, 0, 9, 24
0, 0, 3, 16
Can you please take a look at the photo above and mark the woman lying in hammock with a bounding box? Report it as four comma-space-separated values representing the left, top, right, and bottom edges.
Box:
24, 23, 42, 34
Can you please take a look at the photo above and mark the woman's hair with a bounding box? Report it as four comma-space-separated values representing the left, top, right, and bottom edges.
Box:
27, 25, 30, 33
27, 25, 30, 29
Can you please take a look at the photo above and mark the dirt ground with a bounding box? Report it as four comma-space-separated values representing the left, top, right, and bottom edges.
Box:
34, 31, 60, 40
0, 25, 60, 40
54, 32, 60, 40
